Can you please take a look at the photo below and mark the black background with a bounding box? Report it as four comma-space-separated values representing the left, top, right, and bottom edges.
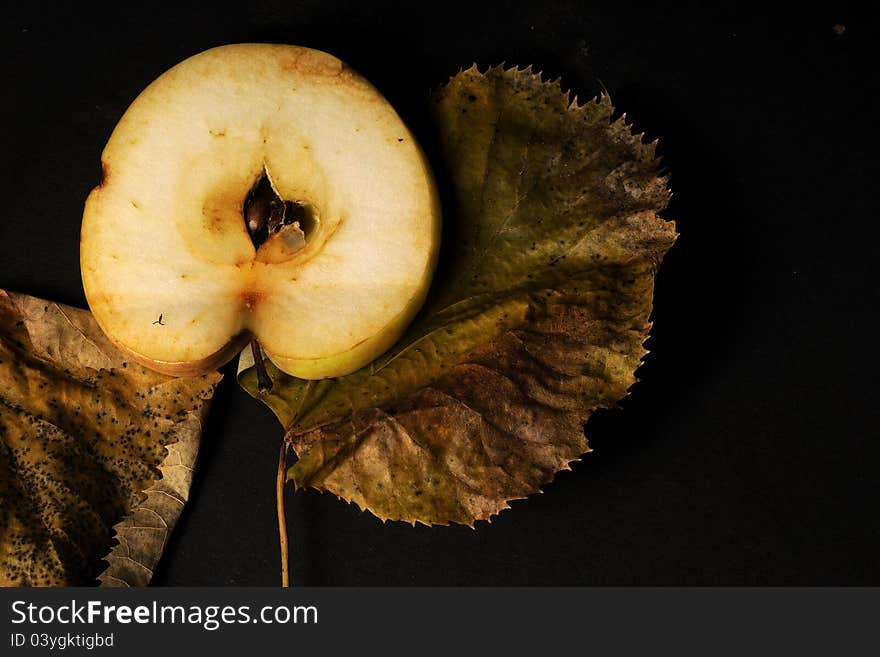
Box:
2, 2, 876, 585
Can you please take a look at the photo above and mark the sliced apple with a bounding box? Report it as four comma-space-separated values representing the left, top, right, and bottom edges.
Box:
81, 44, 440, 379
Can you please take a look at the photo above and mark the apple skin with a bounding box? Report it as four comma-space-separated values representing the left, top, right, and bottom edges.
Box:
81, 44, 440, 379
109, 332, 252, 378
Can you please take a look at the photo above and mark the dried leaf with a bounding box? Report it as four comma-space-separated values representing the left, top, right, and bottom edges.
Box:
97, 405, 209, 587
238, 65, 676, 525
0, 290, 220, 585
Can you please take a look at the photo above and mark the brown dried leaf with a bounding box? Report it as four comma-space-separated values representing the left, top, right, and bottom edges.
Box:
0, 290, 220, 585
239, 65, 676, 525
97, 405, 209, 587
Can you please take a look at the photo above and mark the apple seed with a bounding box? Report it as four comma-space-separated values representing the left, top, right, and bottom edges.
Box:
244, 172, 314, 253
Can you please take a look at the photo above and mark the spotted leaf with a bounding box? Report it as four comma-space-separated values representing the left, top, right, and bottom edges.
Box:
0, 290, 220, 585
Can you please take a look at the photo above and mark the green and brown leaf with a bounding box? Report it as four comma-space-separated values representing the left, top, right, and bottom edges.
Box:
0, 290, 220, 586
239, 65, 676, 526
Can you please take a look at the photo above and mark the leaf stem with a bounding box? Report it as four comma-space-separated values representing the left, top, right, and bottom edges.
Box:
250, 338, 273, 392
277, 439, 290, 587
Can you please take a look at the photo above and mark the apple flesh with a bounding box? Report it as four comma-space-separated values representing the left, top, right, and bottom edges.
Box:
81, 44, 440, 379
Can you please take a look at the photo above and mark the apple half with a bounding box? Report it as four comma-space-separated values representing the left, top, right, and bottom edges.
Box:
81, 44, 440, 379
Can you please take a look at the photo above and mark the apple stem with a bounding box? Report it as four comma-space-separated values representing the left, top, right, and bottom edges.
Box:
250, 338, 273, 392
277, 438, 291, 587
